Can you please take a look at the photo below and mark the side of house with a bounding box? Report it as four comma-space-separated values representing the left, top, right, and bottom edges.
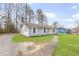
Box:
71, 27, 79, 34
20, 24, 30, 37
20, 23, 53, 37
29, 27, 53, 36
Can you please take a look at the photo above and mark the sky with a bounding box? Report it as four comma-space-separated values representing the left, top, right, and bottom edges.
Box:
29, 3, 79, 29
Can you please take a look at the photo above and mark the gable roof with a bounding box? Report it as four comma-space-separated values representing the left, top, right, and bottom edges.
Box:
25, 23, 53, 28
57, 27, 65, 29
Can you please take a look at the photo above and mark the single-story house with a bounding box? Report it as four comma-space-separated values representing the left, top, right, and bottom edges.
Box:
71, 27, 79, 34
57, 27, 66, 34
20, 23, 53, 37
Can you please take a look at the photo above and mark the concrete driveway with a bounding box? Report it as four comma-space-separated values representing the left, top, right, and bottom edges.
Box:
0, 34, 16, 56
0, 34, 58, 56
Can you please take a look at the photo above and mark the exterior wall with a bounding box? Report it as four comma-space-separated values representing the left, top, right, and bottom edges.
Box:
29, 28, 44, 36
29, 27, 53, 36
20, 25, 53, 37
47, 28, 53, 34
20, 25, 30, 37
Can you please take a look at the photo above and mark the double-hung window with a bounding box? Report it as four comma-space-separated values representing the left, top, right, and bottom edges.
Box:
44, 28, 46, 33
33, 28, 36, 33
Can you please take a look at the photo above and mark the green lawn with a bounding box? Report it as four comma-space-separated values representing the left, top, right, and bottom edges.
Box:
54, 34, 79, 56
12, 34, 53, 43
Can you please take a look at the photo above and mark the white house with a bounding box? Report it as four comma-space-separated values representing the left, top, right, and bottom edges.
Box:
20, 23, 53, 37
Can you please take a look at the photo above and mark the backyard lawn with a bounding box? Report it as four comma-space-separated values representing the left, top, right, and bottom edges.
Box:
12, 34, 53, 43
54, 34, 79, 56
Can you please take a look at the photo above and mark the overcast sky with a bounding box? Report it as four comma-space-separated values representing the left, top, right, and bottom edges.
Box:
30, 3, 79, 29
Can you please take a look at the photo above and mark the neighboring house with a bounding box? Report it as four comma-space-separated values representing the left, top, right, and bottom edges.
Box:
20, 23, 53, 37
57, 27, 66, 34
71, 27, 79, 34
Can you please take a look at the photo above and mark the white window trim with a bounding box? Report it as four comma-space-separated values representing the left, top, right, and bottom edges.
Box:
36, 28, 37, 33
44, 28, 47, 33
32, 28, 37, 33
46, 28, 47, 33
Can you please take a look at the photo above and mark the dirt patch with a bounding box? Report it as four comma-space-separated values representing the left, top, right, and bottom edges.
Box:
15, 35, 58, 56
15, 42, 47, 56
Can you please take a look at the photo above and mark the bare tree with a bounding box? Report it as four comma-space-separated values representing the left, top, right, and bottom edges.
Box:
52, 22, 59, 34
36, 9, 47, 24
4, 3, 16, 32
43, 14, 48, 25
0, 4, 7, 33
0, 3, 48, 33
0, 5, 2, 32
24, 4, 34, 23
15, 4, 19, 31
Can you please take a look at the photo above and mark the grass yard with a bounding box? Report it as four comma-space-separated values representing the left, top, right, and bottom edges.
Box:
12, 34, 53, 43
54, 34, 79, 56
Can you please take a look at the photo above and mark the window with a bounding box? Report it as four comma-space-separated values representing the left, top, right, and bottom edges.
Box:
44, 28, 46, 33
33, 28, 36, 33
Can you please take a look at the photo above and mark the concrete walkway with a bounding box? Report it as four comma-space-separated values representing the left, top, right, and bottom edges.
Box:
0, 34, 16, 56
31, 35, 58, 56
